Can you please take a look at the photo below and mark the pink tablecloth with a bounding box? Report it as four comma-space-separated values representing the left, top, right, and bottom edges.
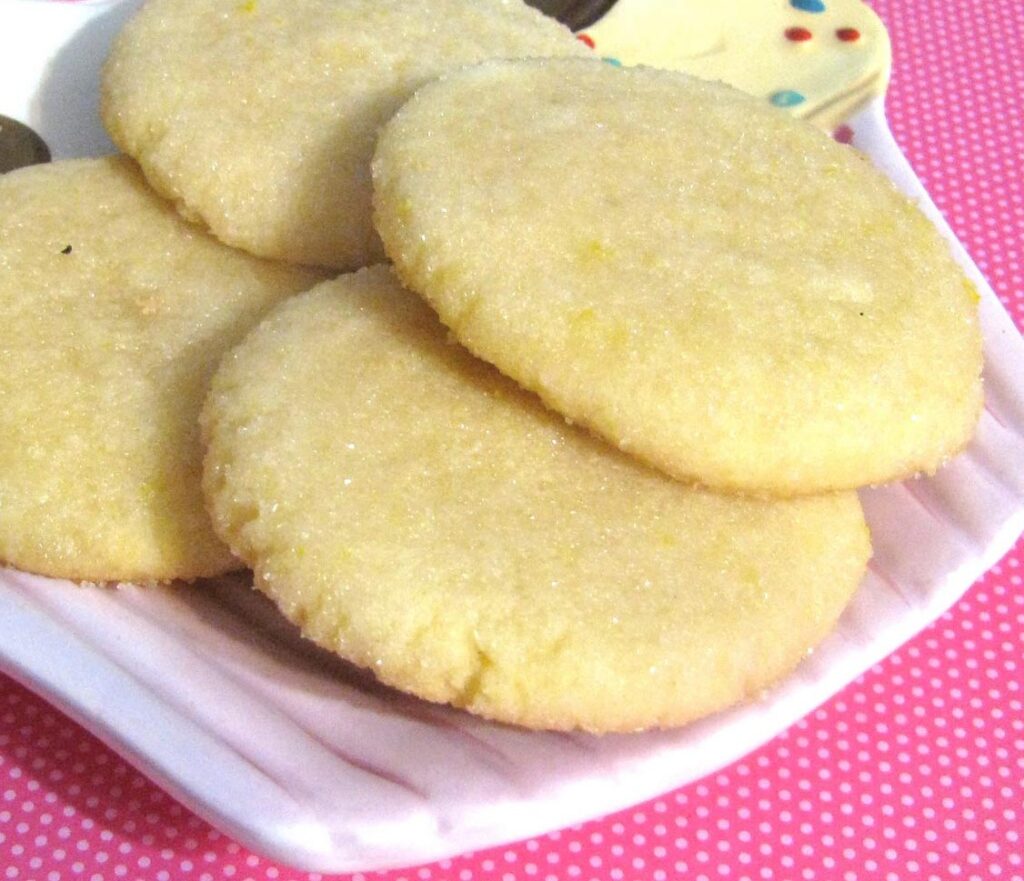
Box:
2, 2, 1022, 879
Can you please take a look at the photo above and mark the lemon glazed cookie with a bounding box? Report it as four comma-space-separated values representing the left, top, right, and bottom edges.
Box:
0, 157, 323, 583
201, 266, 871, 732
373, 58, 983, 497
100, 0, 587, 270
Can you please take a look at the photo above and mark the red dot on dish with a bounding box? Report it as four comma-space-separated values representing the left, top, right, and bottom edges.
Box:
833, 124, 855, 144
785, 26, 813, 42
577, 33, 595, 48
836, 27, 861, 42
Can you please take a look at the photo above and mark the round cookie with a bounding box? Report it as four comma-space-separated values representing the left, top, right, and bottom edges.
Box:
201, 266, 871, 733
0, 156, 324, 583
580, 0, 891, 130
373, 59, 983, 497
100, 0, 587, 270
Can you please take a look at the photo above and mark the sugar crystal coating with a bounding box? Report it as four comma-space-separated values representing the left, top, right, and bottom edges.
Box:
373, 59, 983, 496
0, 157, 324, 582
101, 0, 587, 269
201, 266, 871, 732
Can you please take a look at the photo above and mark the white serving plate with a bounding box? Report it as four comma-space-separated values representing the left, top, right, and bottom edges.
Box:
1, 0, 1023, 872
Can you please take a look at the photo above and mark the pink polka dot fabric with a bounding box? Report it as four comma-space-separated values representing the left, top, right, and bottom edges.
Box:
2, 1, 1023, 879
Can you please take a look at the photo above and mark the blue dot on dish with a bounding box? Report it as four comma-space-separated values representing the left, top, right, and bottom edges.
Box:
770, 90, 806, 108
602, 56, 622, 67
790, 0, 826, 12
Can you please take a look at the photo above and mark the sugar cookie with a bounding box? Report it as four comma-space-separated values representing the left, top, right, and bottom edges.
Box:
101, 0, 586, 269
0, 157, 323, 582
373, 59, 983, 497
201, 266, 870, 732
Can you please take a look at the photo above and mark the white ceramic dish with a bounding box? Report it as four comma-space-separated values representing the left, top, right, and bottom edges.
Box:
1, 0, 1023, 872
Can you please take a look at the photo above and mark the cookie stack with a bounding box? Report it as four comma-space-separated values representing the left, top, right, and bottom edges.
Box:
0, 0, 981, 732
0, 0, 583, 582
